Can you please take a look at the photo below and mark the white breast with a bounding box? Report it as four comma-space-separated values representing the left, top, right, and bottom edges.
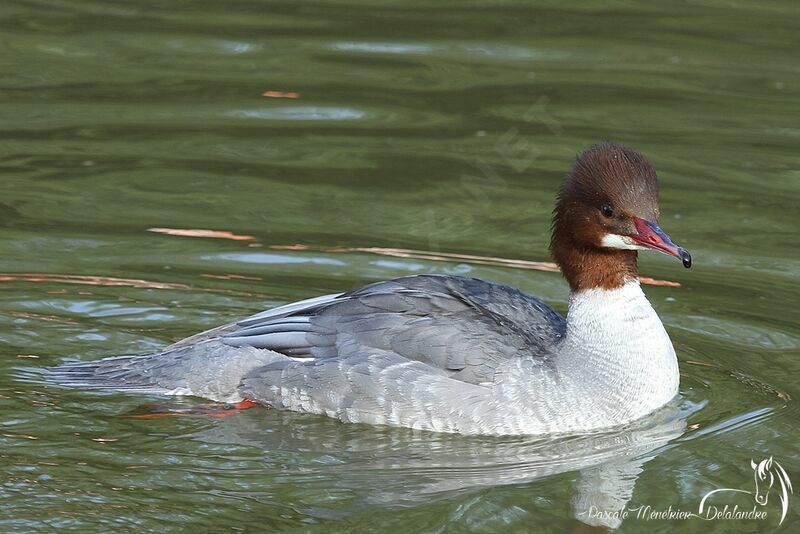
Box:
559, 281, 679, 422
496, 280, 680, 435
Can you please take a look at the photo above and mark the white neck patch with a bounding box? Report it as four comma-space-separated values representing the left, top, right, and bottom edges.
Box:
601, 233, 648, 251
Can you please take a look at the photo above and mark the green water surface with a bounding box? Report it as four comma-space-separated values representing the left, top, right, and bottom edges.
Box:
1, 1, 799, 532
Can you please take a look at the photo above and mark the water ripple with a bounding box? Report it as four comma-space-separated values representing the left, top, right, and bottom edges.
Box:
331, 42, 435, 55
226, 107, 366, 121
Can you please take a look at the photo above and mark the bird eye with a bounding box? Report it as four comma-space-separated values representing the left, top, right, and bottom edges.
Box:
601, 204, 614, 218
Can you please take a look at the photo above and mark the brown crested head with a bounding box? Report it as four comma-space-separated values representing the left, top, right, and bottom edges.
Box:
550, 143, 690, 292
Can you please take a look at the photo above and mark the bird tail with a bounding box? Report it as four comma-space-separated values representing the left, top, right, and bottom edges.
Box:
47, 341, 283, 403
48, 353, 172, 394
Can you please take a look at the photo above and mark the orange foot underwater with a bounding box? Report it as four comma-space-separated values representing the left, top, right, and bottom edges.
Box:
125, 399, 260, 419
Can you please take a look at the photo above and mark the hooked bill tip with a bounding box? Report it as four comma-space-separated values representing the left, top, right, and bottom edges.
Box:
680, 249, 692, 268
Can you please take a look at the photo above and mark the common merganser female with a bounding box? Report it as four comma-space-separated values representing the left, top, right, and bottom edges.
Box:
51, 142, 692, 436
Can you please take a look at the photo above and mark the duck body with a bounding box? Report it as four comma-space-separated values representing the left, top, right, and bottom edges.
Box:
52, 275, 678, 435
50, 143, 690, 436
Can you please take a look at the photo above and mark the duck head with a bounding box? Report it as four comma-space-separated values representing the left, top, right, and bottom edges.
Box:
551, 142, 691, 292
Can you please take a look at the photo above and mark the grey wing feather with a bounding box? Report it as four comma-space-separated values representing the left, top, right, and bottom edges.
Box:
238, 293, 345, 326
222, 275, 565, 385
162, 295, 344, 351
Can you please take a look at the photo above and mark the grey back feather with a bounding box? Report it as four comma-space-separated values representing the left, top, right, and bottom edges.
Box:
223, 275, 565, 385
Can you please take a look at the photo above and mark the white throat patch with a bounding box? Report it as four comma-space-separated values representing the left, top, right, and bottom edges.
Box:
601, 233, 648, 251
